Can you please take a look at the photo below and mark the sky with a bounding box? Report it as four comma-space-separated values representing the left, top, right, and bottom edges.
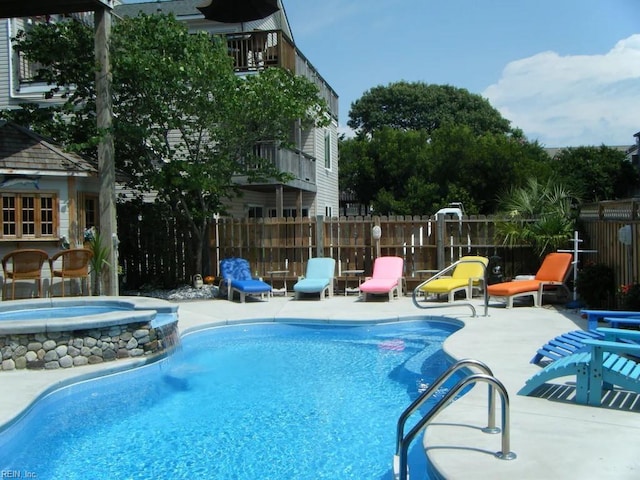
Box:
123, 0, 640, 148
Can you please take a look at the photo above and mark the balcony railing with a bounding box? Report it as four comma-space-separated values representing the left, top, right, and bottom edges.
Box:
224, 30, 295, 73
236, 142, 316, 188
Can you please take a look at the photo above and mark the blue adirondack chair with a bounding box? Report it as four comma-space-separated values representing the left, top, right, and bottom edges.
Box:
520, 327, 640, 406
581, 309, 640, 331
530, 329, 604, 365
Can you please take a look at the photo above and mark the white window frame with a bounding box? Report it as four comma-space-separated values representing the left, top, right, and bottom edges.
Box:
268, 207, 309, 219
324, 129, 332, 171
1, 191, 58, 240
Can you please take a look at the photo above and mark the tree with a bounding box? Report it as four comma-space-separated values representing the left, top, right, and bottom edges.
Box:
6, 14, 328, 274
552, 146, 639, 203
340, 128, 433, 215
347, 81, 512, 137
9, 19, 96, 152
340, 80, 553, 216
339, 124, 551, 216
495, 178, 578, 257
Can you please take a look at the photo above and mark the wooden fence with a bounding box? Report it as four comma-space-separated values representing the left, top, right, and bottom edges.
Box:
210, 215, 537, 288
116, 199, 640, 293
117, 203, 196, 290
117, 205, 537, 290
579, 200, 640, 288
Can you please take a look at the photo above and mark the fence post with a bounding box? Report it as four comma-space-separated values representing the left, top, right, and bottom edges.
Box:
316, 215, 324, 258
437, 214, 445, 269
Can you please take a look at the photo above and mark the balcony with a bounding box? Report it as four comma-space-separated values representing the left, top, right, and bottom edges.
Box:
224, 30, 295, 73
235, 142, 316, 191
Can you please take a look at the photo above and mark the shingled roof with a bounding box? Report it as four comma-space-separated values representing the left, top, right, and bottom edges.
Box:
0, 120, 98, 176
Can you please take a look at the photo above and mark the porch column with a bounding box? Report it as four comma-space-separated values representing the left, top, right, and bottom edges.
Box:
67, 177, 78, 245
296, 190, 302, 218
276, 185, 284, 218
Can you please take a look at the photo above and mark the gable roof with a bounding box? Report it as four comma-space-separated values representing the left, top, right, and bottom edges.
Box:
0, 120, 98, 176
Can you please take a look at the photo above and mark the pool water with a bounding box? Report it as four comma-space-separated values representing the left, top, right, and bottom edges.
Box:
0, 304, 175, 328
0, 320, 462, 479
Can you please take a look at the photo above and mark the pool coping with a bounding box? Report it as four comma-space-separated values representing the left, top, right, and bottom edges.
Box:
0, 296, 178, 335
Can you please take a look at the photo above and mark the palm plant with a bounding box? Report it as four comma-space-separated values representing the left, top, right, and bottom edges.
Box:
85, 227, 111, 295
495, 178, 578, 257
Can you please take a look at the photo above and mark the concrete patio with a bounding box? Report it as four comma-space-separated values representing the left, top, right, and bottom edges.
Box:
1, 294, 639, 479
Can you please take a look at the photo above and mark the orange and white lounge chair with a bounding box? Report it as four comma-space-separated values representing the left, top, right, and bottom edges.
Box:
487, 252, 573, 308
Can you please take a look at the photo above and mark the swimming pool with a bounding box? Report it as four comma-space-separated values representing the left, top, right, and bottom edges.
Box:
0, 319, 463, 479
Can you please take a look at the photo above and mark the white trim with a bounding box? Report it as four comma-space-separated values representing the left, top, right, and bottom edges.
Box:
6, 19, 14, 98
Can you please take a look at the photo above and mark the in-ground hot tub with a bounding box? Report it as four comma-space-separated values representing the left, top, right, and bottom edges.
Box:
0, 296, 179, 371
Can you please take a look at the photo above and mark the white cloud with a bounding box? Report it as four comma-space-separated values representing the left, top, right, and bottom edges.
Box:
483, 34, 640, 147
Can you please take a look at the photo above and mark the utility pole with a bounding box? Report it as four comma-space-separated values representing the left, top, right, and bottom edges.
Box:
95, 5, 118, 295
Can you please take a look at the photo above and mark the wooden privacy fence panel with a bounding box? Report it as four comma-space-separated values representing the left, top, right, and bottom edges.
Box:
579, 200, 640, 288
213, 217, 317, 278
117, 203, 195, 290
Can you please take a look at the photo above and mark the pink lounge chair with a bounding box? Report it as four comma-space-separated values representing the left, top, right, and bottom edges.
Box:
359, 256, 404, 301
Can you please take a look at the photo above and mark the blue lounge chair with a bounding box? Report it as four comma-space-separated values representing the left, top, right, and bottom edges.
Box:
293, 257, 336, 300
219, 257, 271, 303
519, 327, 640, 406
530, 329, 604, 365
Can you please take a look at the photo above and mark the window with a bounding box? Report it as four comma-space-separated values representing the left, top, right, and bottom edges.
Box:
324, 130, 332, 170
247, 206, 263, 218
80, 193, 99, 232
325, 206, 332, 217
268, 207, 309, 218
1, 193, 58, 239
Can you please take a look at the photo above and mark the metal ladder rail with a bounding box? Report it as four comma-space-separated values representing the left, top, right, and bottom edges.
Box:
394, 373, 517, 480
395, 358, 497, 456
411, 258, 489, 317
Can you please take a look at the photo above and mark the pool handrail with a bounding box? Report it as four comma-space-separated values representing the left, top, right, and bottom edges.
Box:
394, 372, 516, 480
395, 358, 496, 456
411, 258, 489, 317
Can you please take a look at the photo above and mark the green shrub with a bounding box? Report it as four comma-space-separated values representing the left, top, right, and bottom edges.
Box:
618, 283, 640, 310
576, 262, 616, 308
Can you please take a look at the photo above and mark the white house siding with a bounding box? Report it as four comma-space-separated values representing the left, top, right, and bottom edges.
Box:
0, 19, 11, 110
311, 119, 339, 218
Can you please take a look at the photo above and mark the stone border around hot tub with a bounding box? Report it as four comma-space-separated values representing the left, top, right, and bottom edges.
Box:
0, 296, 179, 372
